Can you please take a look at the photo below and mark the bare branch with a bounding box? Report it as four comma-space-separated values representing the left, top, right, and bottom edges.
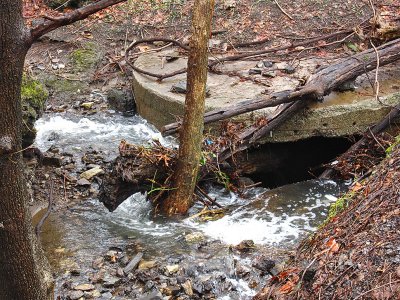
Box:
28, 0, 126, 45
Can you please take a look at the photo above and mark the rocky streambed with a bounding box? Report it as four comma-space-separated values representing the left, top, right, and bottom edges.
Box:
28, 111, 345, 299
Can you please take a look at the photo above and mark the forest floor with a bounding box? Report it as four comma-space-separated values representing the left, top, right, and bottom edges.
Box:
21, 0, 400, 299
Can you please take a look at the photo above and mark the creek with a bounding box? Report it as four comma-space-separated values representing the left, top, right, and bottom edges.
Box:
33, 112, 344, 299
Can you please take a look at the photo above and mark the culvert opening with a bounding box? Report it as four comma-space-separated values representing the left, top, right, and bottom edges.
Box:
238, 136, 355, 188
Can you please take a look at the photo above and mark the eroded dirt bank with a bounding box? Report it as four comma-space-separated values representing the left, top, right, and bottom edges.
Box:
255, 137, 400, 299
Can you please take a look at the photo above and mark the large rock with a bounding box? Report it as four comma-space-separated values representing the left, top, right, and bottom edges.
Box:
107, 88, 136, 112
21, 75, 48, 147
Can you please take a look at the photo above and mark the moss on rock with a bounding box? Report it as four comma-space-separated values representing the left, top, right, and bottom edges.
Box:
21, 75, 48, 147
69, 43, 101, 72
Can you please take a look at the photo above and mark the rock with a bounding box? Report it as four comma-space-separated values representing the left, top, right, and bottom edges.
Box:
80, 102, 94, 110
252, 256, 276, 275
102, 274, 121, 288
165, 265, 180, 274
248, 68, 262, 75
80, 166, 104, 180
123, 252, 143, 275
161, 286, 181, 296
73, 283, 95, 291
282, 65, 296, 74
92, 257, 104, 269
223, 0, 236, 10
21, 75, 48, 147
69, 290, 84, 300
184, 232, 205, 244
105, 250, 119, 263
107, 88, 135, 112
101, 291, 113, 299
42, 153, 62, 167
91, 269, 106, 283
116, 267, 125, 277
76, 178, 91, 186
256, 61, 264, 68
181, 280, 193, 296
138, 260, 157, 270
263, 60, 274, 68
88, 289, 101, 298
233, 240, 256, 253
262, 70, 277, 78
139, 290, 163, 300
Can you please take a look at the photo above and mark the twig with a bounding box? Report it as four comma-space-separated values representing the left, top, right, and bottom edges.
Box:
195, 185, 223, 208
35, 179, 54, 238
273, 0, 294, 20
370, 40, 381, 103
354, 280, 400, 300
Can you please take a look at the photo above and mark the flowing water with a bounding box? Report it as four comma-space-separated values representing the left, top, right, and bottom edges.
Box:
34, 112, 344, 298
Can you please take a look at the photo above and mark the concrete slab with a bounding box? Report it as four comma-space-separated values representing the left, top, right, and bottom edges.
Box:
132, 49, 400, 142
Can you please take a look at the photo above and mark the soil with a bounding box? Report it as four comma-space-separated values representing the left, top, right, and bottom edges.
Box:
20, 0, 400, 299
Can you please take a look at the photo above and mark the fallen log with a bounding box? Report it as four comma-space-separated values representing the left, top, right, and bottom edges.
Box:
319, 104, 400, 179
162, 38, 400, 137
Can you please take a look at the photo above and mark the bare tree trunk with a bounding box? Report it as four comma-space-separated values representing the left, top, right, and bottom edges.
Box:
0, 2, 53, 299
161, 0, 215, 215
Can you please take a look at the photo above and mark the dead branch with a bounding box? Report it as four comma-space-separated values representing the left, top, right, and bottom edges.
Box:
124, 37, 190, 81
208, 29, 354, 68
320, 103, 400, 179
28, 0, 126, 44
162, 38, 400, 137
273, 0, 294, 21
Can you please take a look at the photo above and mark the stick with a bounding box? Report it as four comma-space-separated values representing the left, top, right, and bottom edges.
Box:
273, 0, 294, 20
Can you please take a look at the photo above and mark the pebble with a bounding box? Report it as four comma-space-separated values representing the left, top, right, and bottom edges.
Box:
73, 283, 95, 291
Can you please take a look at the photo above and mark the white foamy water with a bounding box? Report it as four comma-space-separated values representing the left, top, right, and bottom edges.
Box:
34, 112, 173, 157
186, 181, 340, 246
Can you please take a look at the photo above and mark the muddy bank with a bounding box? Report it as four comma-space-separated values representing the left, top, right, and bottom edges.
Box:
255, 137, 400, 299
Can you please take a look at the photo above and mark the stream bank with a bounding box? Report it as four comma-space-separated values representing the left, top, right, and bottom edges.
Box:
254, 137, 400, 299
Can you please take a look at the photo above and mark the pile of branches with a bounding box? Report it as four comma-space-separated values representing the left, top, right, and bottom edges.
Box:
323, 132, 395, 180
254, 139, 400, 299
99, 127, 249, 212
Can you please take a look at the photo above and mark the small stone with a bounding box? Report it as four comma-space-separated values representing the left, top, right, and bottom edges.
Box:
74, 283, 95, 291
123, 252, 143, 274
256, 61, 264, 68
69, 290, 84, 300
101, 291, 113, 299
262, 70, 276, 78
77, 178, 91, 186
248, 68, 262, 75
102, 274, 121, 288
89, 289, 101, 297
105, 250, 118, 263
282, 65, 296, 74
81, 102, 94, 110
182, 280, 193, 296
92, 257, 104, 269
116, 267, 125, 277
185, 232, 205, 244
138, 260, 157, 270
165, 265, 179, 274
80, 167, 104, 180
263, 60, 274, 68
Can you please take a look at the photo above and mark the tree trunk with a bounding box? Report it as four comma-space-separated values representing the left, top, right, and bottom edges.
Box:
0, 2, 53, 299
160, 0, 215, 215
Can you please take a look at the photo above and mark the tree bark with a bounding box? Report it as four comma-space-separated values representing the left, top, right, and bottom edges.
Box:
0, 2, 53, 299
160, 0, 215, 215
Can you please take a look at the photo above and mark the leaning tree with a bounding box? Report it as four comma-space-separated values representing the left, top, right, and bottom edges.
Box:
0, 1, 125, 299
